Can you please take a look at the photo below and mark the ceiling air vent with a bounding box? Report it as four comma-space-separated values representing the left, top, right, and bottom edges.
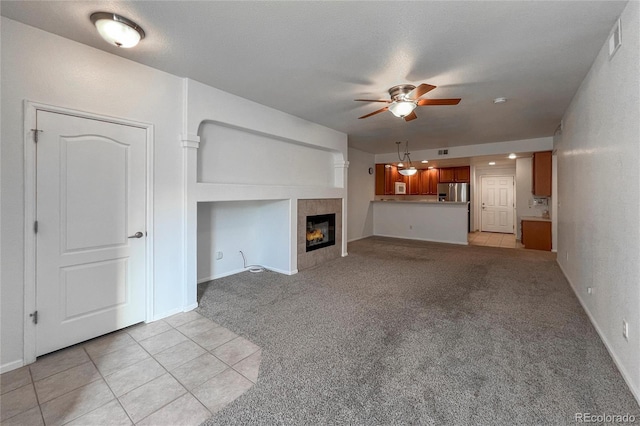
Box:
438, 149, 449, 156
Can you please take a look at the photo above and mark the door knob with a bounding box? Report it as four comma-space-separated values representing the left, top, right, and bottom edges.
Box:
128, 231, 144, 239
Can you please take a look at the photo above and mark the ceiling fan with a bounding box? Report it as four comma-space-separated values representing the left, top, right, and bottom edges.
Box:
355, 83, 461, 121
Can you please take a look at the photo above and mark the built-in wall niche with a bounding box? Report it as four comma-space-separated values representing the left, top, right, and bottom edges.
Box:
198, 121, 338, 187
197, 199, 291, 282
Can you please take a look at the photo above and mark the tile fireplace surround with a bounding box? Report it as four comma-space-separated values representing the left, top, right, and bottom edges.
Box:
297, 199, 342, 271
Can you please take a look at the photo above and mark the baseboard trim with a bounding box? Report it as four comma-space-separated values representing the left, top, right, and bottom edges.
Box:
1, 359, 25, 374
557, 260, 640, 406
374, 233, 468, 246
267, 266, 297, 275
347, 234, 372, 243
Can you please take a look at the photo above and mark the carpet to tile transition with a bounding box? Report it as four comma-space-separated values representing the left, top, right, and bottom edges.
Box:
197, 236, 640, 425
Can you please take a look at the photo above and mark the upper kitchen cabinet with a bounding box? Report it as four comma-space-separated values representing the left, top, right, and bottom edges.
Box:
375, 164, 405, 195
419, 169, 439, 195
406, 173, 420, 195
439, 166, 470, 183
532, 151, 552, 196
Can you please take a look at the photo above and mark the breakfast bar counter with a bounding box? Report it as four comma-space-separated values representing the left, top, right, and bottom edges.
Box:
372, 200, 469, 245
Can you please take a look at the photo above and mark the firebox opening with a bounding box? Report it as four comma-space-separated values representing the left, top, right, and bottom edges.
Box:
306, 213, 336, 252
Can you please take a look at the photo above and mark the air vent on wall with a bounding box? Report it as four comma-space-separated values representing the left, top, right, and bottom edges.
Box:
437, 149, 449, 156
609, 18, 621, 59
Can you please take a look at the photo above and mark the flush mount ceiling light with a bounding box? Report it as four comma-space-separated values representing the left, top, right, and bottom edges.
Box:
396, 141, 417, 176
91, 12, 145, 48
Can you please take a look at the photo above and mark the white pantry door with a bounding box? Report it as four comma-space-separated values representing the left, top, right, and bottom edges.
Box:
480, 176, 514, 233
36, 110, 147, 356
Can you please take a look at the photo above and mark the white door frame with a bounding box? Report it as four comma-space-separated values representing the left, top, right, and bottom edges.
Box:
23, 100, 155, 365
479, 174, 516, 234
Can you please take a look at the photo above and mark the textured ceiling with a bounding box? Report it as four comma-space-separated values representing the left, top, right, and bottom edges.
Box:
1, 1, 627, 154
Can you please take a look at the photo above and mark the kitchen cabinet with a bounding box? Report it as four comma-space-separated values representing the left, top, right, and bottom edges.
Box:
521, 219, 551, 251
419, 169, 439, 195
532, 151, 552, 196
375, 164, 405, 195
439, 166, 470, 183
406, 173, 420, 195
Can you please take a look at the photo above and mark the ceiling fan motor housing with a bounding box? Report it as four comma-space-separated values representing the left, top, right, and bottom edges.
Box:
388, 84, 416, 101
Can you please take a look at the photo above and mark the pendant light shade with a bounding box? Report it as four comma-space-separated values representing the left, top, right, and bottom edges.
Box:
91, 12, 145, 48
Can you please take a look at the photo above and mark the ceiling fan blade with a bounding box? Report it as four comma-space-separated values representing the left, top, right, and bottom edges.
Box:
358, 107, 389, 119
406, 83, 436, 100
354, 99, 392, 103
417, 98, 462, 106
404, 111, 418, 122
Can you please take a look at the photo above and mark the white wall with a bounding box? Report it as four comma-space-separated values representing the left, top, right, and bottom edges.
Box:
373, 202, 468, 245
197, 200, 290, 281
347, 148, 375, 242
198, 122, 335, 187
0, 18, 185, 371
556, 1, 640, 402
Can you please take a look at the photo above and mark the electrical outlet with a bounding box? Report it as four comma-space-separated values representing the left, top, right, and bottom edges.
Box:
216, 251, 223, 260
622, 320, 629, 340
587, 287, 592, 295
565, 251, 569, 261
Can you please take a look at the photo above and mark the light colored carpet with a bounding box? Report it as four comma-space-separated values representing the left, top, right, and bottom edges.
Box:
197, 236, 639, 425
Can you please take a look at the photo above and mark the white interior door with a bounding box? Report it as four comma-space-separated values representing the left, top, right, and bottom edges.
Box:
480, 176, 514, 233
36, 110, 147, 356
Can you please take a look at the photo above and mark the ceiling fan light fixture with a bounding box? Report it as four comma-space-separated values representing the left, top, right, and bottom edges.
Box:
91, 12, 145, 48
388, 101, 417, 118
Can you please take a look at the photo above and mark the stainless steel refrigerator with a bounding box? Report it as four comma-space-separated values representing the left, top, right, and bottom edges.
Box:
437, 183, 470, 202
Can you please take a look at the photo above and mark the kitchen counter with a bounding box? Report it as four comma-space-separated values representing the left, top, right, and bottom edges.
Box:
372, 199, 469, 245
521, 216, 552, 222
373, 199, 469, 205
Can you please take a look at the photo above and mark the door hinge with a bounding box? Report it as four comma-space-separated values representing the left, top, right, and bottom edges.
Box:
31, 129, 43, 143
34, 221, 38, 233
30, 311, 38, 325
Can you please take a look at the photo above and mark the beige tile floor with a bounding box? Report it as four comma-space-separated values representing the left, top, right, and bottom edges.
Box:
0, 311, 261, 425
468, 231, 524, 249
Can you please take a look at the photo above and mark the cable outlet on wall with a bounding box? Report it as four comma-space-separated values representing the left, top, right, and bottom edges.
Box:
216, 251, 223, 260
622, 320, 629, 341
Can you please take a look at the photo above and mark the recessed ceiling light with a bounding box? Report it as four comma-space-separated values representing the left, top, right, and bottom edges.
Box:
91, 12, 145, 48
489, 161, 496, 166
493, 97, 507, 104
508, 153, 517, 159
428, 166, 434, 169
421, 160, 429, 163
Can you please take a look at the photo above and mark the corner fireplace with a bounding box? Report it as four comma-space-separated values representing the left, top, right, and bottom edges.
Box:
306, 214, 335, 252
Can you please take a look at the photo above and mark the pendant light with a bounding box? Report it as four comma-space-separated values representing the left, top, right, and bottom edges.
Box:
396, 141, 417, 176
91, 12, 145, 48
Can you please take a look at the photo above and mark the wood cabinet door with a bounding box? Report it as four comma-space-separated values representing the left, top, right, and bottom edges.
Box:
375, 164, 386, 195
455, 166, 470, 182
532, 151, 552, 196
521, 220, 551, 251
384, 165, 395, 194
428, 169, 439, 194
439, 168, 454, 183
407, 173, 420, 194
